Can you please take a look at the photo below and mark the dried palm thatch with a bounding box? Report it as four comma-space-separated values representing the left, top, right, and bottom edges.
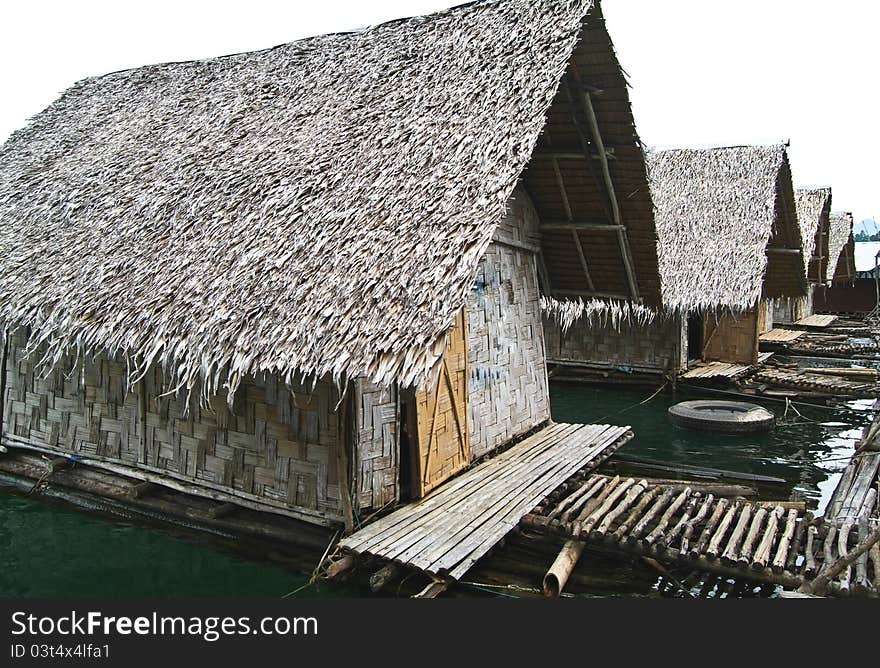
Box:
828, 211, 856, 284
0, 0, 600, 401
795, 187, 832, 282
647, 144, 806, 313
540, 296, 656, 333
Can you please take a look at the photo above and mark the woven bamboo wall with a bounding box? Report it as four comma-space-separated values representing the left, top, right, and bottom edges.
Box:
466, 188, 549, 460
354, 380, 398, 510
544, 315, 684, 375
2, 330, 346, 523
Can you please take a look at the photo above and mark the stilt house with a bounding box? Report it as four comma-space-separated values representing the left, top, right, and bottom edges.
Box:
0, 0, 658, 529
544, 144, 807, 378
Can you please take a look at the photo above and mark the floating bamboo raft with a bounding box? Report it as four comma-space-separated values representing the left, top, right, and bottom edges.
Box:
339, 423, 632, 581
753, 368, 880, 398
759, 328, 806, 343
681, 352, 773, 381
523, 473, 880, 596
793, 314, 839, 329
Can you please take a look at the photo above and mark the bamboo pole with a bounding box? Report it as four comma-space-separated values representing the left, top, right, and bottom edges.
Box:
837, 521, 853, 593
543, 539, 586, 598
804, 525, 819, 577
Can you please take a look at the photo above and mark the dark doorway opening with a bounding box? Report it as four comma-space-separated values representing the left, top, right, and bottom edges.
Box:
687, 312, 704, 362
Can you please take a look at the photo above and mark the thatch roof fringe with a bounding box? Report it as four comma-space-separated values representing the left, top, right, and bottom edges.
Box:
0, 0, 597, 401
540, 296, 656, 334
647, 144, 802, 313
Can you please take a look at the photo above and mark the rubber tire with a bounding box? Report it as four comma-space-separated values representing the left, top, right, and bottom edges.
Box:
668, 400, 775, 433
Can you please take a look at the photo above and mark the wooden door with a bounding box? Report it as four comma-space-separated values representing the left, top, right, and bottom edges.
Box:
411, 308, 469, 497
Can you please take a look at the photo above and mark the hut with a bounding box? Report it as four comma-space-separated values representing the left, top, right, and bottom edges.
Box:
544, 144, 807, 380
0, 0, 658, 531
771, 188, 832, 323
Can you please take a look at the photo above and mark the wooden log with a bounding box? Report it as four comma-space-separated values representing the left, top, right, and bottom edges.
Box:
608, 454, 786, 484
644, 488, 691, 546
679, 494, 714, 557
206, 502, 239, 519
771, 509, 799, 573
854, 516, 870, 593
738, 507, 767, 567
756, 501, 807, 512
752, 506, 785, 571
543, 539, 587, 598
822, 523, 837, 574
801, 523, 880, 596
692, 498, 729, 558
706, 500, 740, 560
786, 512, 810, 573
126, 481, 158, 499
369, 563, 400, 593
804, 524, 819, 578
629, 488, 676, 543
869, 535, 880, 590
325, 554, 356, 579
595, 480, 647, 536
858, 487, 877, 518
560, 477, 609, 523
661, 494, 700, 549
550, 477, 606, 520
721, 504, 752, 565
612, 487, 659, 542
413, 579, 449, 599
580, 478, 636, 535
837, 521, 853, 593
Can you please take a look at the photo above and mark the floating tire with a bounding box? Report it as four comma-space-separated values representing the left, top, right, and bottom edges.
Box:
668, 400, 775, 433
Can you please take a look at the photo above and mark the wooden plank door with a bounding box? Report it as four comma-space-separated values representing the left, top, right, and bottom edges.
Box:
412, 308, 469, 497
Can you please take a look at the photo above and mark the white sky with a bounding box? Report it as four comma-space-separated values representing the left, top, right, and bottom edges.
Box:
1, 0, 876, 223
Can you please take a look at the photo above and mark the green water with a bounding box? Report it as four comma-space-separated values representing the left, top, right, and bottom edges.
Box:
0, 384, 874, 598
550, 383, 875, 513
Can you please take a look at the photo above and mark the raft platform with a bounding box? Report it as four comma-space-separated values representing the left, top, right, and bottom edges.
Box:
338, 422, 631, 581
680, 352, 774, 381
523, 472, 879, 596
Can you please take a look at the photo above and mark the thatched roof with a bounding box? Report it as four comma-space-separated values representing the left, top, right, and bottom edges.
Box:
0, 0, 628, 399
828, 211, 856, 283
795, 187, 832, 283
647, 145, 806, 313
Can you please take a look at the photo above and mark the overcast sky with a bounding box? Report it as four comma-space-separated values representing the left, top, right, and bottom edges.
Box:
1, 0, 876, 224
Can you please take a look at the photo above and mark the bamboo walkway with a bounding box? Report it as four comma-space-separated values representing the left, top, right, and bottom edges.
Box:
794, 314, 838, 328
339, 422, 632, 580
681, 352, 773, 380
759, 328, 805, 343
523, 473, 880, 596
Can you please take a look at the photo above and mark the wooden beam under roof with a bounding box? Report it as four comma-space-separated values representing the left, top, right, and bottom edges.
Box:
552, 289, 632, 301
541, 220, 624, 231
565, 71, 640, 303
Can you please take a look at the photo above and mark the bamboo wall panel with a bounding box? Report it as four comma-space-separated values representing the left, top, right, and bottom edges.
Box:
702, 309, 759, 365
544, 315, 684, 374
354, 380, 398, 510
413, 309, 469, 497
467, 192, 549, 460
3, 330, 344, 522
